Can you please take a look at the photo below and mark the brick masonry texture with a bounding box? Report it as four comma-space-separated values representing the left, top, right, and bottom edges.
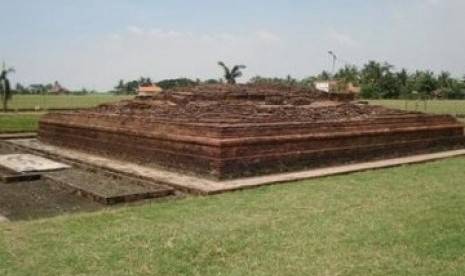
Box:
38, 85, 465, 180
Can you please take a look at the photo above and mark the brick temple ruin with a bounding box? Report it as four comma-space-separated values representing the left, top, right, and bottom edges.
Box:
38, 85, 465, 180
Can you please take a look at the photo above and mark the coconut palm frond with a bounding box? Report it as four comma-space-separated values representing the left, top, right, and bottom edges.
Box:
218, 61, 246, 84
218, 61, 230, 74
232, 71, 243, 78
232, 65, 246, 72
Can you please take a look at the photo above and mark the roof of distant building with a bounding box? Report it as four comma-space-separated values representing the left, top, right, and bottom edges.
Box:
138, 84, 163, 94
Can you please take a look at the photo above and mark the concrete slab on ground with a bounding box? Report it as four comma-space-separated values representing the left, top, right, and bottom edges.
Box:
8, 139, 465, 195
0, 153, 70, 173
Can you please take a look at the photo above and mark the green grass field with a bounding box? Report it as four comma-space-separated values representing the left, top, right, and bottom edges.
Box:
1, 96, 464, 274
0, 95, 132, 132
369, 99, 465, 116
0, 113, 43, 133
8, 94, 133, 110
1, 157, 464, 275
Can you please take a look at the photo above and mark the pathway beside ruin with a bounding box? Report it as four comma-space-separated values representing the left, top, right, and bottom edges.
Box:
0, 133, 36, 140
7, 139, 465, 195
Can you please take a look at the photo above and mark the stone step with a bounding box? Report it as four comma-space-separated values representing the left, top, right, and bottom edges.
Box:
43, 169, 175, 205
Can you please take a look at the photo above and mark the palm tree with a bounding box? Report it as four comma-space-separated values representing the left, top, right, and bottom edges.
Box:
396, 68, 409, 87
217, 61, 246, 84
438, 71, 452, 88
361, 61, 393, 84
0, 63, 15, 112
335, 65, 360, 84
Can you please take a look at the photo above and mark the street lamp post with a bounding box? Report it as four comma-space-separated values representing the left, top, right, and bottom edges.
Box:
328, 50, 337, 77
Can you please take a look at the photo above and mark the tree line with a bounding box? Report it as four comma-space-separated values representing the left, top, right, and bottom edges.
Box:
114, 60, 465, 99
114, 62, 246, 94
250, 61, 465, 99
4, 60, 465, 100
113, 76, 224, 94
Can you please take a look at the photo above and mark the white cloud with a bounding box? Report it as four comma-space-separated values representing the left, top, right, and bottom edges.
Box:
422, 0, 446, 4
60, 26, 289, 90
256, 31, 280, 42
126, 25, 145, 35
107, 33, 121, 41
10, 6, 464, 92
122, 25, 281, 44
420, 0, 463, 6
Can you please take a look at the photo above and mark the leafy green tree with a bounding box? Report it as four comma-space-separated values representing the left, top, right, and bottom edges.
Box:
397, 68, 409, 86
124, 80, 139, 94
317, 70, 331, 81
249, 76, 295, 86
333, 64, 360, 92
0, 64, 15, 112
157, 78, 197, 90
360, 61, 397, 98
361, 61, 393, 83
138, 77, 153, 86
377, 71, 403, 98
438, 71, 452, 88
115, 79, 125, 94
334, 65, 360, 85
218, 61, 246, 84
203, 79, 221, 85
411, 70, 438, 94
396, 68, 410, 97
15, 83, 28, 94
300, 76, 318, 88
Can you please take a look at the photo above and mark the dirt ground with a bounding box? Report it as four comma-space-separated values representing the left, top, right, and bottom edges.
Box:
0, 140, 181, 221
0, 142, 103, 221
0, 179, 104, 221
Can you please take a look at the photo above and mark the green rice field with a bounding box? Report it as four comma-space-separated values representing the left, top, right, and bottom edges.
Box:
7, 94, 133, 111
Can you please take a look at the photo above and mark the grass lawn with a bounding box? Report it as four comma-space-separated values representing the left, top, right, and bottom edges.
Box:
0, 113, 44, 133
369, 99, 465, 116
0, 94, 132, 133
8, 94, 133, 110
1, 157, 465, 275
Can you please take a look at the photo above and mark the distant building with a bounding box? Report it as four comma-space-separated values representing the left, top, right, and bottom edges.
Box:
315, 81, 337, 93
49, 81, 69, 94
315, 80, 360, 94
137, 84, 163, 96
346, 82, 361, 94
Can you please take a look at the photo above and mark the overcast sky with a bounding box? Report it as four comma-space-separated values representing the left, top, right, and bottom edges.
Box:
1, 0, 464, 91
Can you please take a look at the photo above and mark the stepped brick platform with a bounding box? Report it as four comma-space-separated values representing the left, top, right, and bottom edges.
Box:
38, 85, 465, 180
